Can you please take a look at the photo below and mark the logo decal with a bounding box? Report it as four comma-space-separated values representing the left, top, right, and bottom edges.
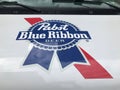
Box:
16, 18, 112, 79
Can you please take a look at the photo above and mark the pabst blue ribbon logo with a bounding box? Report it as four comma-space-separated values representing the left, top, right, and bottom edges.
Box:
16, 18, 112, 79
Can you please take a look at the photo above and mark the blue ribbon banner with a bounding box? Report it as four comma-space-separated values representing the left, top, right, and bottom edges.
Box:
24, 46, 86, 70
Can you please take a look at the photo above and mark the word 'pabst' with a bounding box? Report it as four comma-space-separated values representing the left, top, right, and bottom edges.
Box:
38, 23, 68, 31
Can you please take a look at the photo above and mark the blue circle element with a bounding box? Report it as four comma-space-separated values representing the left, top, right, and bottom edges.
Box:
28, 20, 80, 51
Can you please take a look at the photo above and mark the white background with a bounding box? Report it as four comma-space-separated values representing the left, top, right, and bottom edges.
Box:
0, 15, 120, 90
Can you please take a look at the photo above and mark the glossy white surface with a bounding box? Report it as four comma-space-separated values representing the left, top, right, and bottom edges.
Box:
0, 15, 120, 90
